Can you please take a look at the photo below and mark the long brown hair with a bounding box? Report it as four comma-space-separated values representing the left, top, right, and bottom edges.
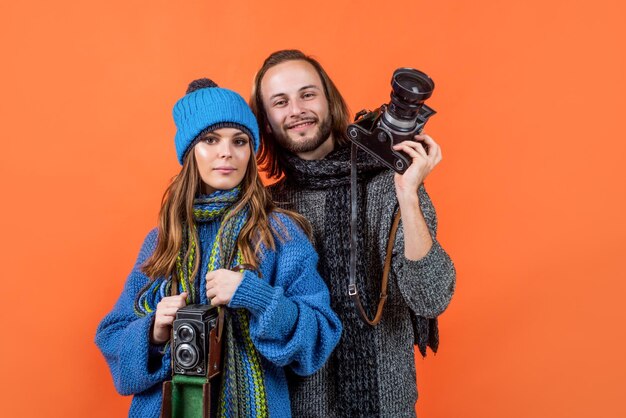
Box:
142, 138, 312, 281
250, 49, 352, 179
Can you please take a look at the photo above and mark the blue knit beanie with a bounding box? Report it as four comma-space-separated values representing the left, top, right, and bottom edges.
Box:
172, 78, 260, 165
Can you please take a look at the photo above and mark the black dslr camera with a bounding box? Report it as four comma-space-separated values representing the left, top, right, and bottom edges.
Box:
172, 304, 221, 378
347, 68, 436, 174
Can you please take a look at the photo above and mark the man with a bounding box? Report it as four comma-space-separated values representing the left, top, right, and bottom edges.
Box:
250, 49, 456, 417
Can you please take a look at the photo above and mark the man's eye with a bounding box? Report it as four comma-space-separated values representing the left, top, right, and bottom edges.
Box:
303, 92, 315, 99
274, 100, 287, 107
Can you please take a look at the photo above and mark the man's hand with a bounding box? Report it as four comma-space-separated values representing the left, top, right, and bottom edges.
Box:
392, 134, 442, 202
206, 269, 244, 306
151, 292, 188, 345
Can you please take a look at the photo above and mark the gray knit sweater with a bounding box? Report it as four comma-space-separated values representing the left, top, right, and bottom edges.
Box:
270, 146, 456, 417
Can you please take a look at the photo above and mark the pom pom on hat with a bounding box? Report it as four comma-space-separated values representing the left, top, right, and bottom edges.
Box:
186, 78, 218, 94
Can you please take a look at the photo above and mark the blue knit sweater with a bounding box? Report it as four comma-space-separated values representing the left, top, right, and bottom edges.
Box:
95, 213, 342, 418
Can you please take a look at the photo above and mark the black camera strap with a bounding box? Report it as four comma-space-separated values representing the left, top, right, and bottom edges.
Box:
349, 144, 401, 326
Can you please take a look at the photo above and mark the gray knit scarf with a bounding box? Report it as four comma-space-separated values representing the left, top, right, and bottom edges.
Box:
281, 145, 438, 416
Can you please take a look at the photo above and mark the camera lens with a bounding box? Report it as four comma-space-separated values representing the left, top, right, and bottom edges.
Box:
175, 343, 198, 368
177, 325, 195, 343
389, 68, 434, 121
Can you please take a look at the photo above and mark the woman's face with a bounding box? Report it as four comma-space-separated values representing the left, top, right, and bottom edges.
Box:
194, 127, 251, 194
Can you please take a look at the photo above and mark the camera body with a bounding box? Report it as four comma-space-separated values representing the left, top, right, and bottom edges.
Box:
347, 68, 436, 174
172, 304, 220, 378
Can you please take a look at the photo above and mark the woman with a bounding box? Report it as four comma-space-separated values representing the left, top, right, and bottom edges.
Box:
95, 79, 342, 417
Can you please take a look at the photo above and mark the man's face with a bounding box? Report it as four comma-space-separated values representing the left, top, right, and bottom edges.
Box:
260, 60, 333, 158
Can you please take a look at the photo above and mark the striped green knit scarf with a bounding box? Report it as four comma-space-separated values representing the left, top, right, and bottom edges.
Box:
135, 186, 268, 417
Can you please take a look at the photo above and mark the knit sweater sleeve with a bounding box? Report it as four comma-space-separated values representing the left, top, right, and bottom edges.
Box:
228, 213, 342, 377
95, 229, 172, 396
393, 184, 456, 318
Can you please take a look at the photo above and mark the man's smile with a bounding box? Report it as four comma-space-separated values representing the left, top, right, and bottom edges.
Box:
286, 119, 316, 131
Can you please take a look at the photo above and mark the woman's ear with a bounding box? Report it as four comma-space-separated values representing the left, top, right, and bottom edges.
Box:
265, 123, 272, 134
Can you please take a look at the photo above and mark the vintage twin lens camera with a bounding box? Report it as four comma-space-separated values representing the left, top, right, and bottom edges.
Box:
347, 68, 436, 174
172, 304, 220, 378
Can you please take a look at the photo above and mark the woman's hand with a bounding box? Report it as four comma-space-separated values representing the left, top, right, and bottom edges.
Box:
206, 269, 244, 306
151, 292, 188, 345
392, 134, 442, 203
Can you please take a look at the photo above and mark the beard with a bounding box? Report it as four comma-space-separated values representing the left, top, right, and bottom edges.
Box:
273, 116, 333, 155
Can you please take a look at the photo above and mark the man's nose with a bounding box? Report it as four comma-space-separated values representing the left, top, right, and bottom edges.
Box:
288, 100, 304, 116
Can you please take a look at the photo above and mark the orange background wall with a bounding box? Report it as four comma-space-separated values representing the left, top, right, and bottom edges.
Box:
1, 1, 624, 417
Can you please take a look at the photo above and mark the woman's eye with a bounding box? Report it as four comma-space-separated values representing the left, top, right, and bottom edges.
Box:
234, 138, 249, 146
203, 137, 218, 144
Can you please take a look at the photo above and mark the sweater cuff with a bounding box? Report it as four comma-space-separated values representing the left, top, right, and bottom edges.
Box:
401, 239, 444, 270
149, 342, 169, 356
396, 238, 456, 318
228, 270, 276, 315
147, 316, 169, 356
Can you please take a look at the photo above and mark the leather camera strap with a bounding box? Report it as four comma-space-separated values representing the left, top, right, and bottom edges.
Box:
349, 144, 401, 326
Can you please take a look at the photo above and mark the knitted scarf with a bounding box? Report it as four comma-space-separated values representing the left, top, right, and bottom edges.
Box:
282, 144, 384, 189
135, 187, 268, 418
282, 145, 438, 416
